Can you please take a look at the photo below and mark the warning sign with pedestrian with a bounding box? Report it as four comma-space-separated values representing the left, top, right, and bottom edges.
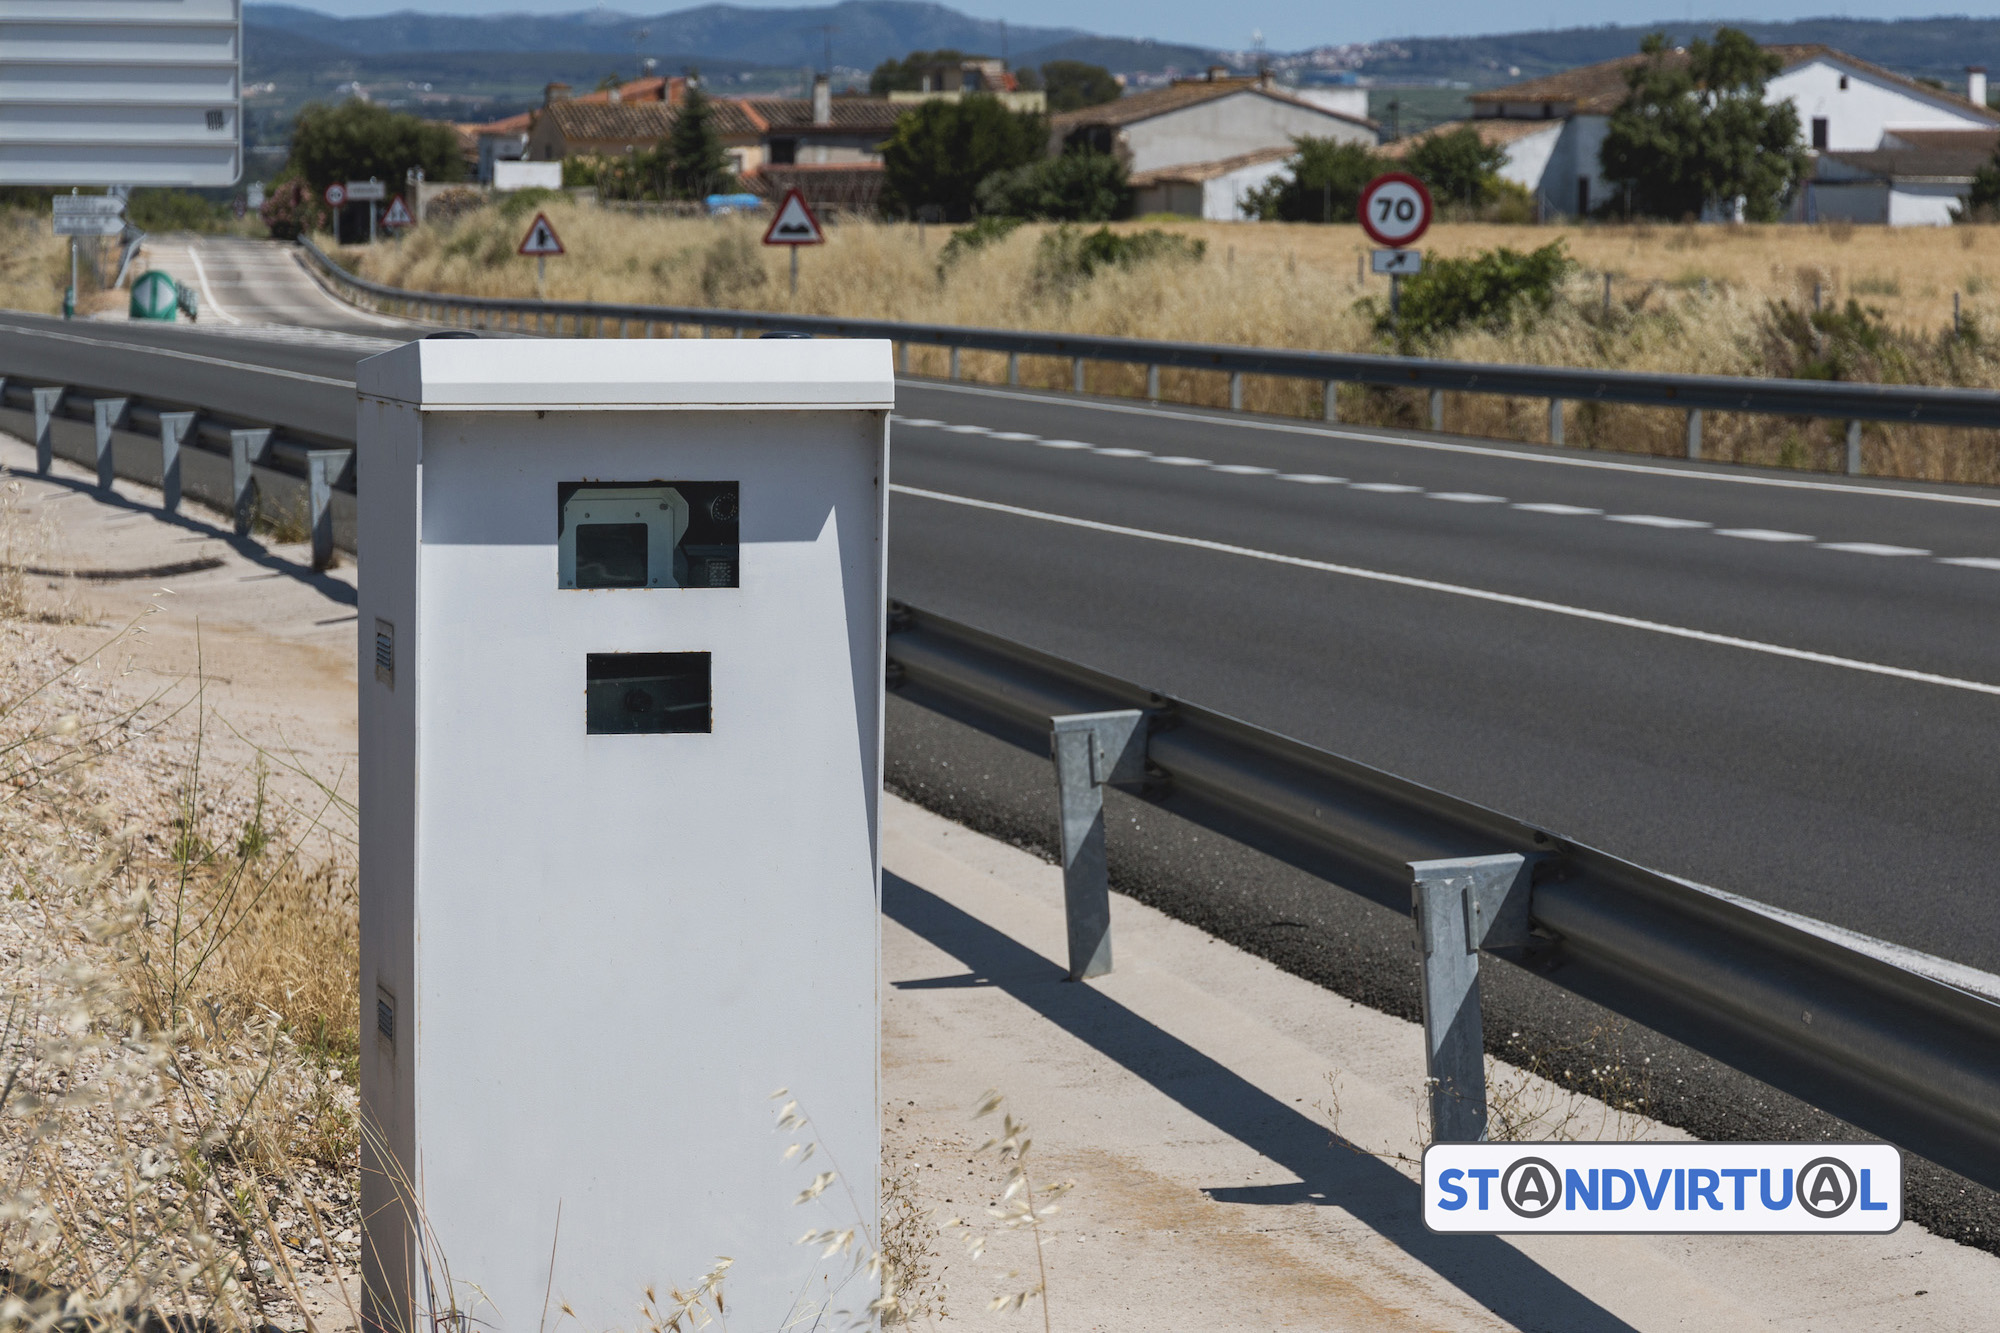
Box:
762, 189, 824, 246
518, 212, 565, 256
382, 194, 414, 230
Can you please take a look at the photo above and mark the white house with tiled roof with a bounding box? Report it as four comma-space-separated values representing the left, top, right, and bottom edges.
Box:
1053, 72, 1377, 219
1464, 44, 1999, 223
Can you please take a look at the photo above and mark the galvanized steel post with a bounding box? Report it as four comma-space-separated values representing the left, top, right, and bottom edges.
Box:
1146, 364, 1160, 401
92, 397, 129, 491
1050, 709, 1147, 982
1411, 854, 1533, 1143
1548, 398, 1564, 446
306, 449, 346, 571
1685, 408, 1703, 460
229, 428, 271, 537
948, 347, 960, 380
1429, 388, 1444, 432
1073, 357, 1085, 393
157, 412, 195, 515
1229, 372, 1244, 412
1324, 380, 1339, 422
32, 386, 64, 475
1009, 352, 1020, 386
1847, 420, 1863, 475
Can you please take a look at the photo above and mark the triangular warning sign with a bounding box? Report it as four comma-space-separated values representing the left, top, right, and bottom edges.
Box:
762, 188, 824, 246
518, 211, 566, 256
382, 194, 414, 229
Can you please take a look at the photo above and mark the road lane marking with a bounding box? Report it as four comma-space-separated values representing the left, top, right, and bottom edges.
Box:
1036, 439, 1093, 449
890, 483, 2000, 698
909, 380, 2000, 509
1092, 447, 1151, 457
1717, 528, 1816, 542
184, 246, 242, 325
1211, 464, 1277, 475
1819, 542, 1931, 557
1938, 556, 2000, 570
1351, 482, 1422, 493
1277, 473, 1346, 483
1607, 514, 1712, 528
892, 416, 944, 427
988, 431, 1039, 440
940, 423, 991, 434
1428, 492, 1506, 503
1513, 503, 1602, 514
1150, 455, 1212, 466
0, 323, 350, 388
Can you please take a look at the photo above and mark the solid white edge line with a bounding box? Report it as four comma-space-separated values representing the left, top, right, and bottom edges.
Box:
0, 322, 352, 388
889, 483, 2000, 698
903, 378, 2000, 509
286, 248, 423, 329
184, 245, 241, 326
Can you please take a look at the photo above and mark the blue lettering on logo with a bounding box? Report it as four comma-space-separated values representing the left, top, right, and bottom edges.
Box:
1565, 1168, 1598, 1210
1720, 1167, 1755, 1210
1437, 1168, 1467, 1211
1601, 1168, 1635, 1210
1467, 1168, 1498, 1210
1860, 1169, 1889, 1211
1637, 1168, 1672, 1210
1689, 1169, 1722, 1210
1761, 1167, 1792, 1210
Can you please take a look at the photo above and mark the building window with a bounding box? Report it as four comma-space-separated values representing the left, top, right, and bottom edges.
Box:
1812, 117, 1829, 149
1838, 75, 1849, 91
1576, 175, 1590, 217
768, 138, 796, 165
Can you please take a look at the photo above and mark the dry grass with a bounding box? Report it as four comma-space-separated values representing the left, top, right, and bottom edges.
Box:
0, 210, 73, 317
347, 203, 2000, 484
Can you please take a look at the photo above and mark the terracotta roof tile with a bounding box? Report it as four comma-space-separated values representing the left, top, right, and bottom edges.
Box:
747, 97, 905, 133
1053, 78, 1373, 132
1127, 145, 1293, 186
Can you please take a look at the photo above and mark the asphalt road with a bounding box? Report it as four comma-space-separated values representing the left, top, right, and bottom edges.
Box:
12, 236, 2000, 1244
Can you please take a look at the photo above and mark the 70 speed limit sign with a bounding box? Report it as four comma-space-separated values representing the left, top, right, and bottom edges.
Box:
1358, 172, 1434, 248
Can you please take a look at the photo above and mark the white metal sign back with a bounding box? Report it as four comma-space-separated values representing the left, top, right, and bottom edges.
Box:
0, 0, 242, 187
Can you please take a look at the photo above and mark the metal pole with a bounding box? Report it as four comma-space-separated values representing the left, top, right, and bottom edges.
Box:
1050, 710, 1146, 983
1428, 388, 1444, 432
92, 398, 128, 491
1846, 420, 1863, 476
1411, 854, 1532, 1143
1603, 272, 1612, 316
1073, 357, 1085, 393
307, 450, 344, 571
230, 428, 271, 537
1548, 398, 1564, 446
1010, 352, 1022, 387
948, 347, 959, 380
1229, 372, 1243, 412
32, 387, 63, 475
538, 254, 546, 297
1324, 380, 1339, 423
65, 240, 76, 320
158, 412, 195, 515
1390, 272, 1401, 337
369, 200, 377, 244
789, 246, 798, 297
1955, 291, 1962, 338
1685, 408, 1703, 460
1146, 364, 1159, 401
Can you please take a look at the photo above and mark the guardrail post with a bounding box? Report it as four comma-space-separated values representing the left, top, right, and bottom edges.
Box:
1146, 365, 1159, 401
643, 320, 654, 339
619, 318, 629, 339
157, 412, 195, 515
91, 397, 129, 491
1229, 372, 1244, 412
1073, 358, 1085, 393
1846, 420, 1863, 476
1411, 854, 1534, 1143
1547, 398, 1564, 446
948, 347, 960, 380
230, 428, 271, 537
32, 386, 64, 476
1009, 352, 1021, 387
897, 342, 908, 374
1050, 709, 1148, 982
1685, 409, 1703, 460
1324, 380, 1339, 423
306, 449, 348, 571
1428, 389, 1444, 432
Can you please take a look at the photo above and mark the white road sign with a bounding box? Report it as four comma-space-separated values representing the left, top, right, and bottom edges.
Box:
53, 195, 125, 217
324, 182, 347, 207
0, 0, 242, 188
345, 179, 387, 202
1372, 249, 1422, 275
517, 212, 565, 256
382, 194, 414, 230
762, 188, 825, 246
54, 214, 125, 236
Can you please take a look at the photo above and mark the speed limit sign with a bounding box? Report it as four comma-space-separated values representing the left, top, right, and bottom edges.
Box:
1358, 173, 1433, 248
324, 182, 347, 207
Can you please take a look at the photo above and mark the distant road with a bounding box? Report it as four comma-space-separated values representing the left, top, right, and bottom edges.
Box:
10, 237, 2000, 978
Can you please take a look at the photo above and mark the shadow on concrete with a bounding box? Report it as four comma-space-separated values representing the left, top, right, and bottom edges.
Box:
14, 470, 355, 607
885, 871, 1640, 1333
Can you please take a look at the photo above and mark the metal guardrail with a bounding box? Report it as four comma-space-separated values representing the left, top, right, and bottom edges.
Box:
885, 604, 2000, 1187
299, 237, 2000, 476
0, 373, 353, 569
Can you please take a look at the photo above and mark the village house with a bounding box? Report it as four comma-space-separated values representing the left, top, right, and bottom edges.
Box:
1050, 70, 1377, 220
1425, 45, 1999, 223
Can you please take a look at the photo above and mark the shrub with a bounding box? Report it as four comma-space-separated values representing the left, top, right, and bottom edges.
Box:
1039, 60, 1121, 114
1033, 224, 1204, 291
1761, 298, 1912, 382
974, 150, 1128, 221
1405, 126, 1509, 212
1244, 137, 1388, 223
258, 178, 325, 241
881, 97, 1046, 222
287, 98, 466, 191
937, 214, 1021, 273
1377, 241, 1574, 343
699, 230, 767, 304
497, 186, 564, 221
423, 186, 486, 227
126, 189, 231, 233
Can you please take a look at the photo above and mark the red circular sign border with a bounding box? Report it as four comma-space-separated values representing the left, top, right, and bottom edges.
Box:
1357, 172, 1434, 248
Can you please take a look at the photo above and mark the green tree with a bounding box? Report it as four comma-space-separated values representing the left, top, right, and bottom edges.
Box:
1405, 125, 1508, 211
1378, 242, 1574, 345
1598, 29, 1806, 222
869, 49, 973, 95
880, 96, 1046, 221
1039, 60, 1121, 114
287, 99, 466, 191
1244, 137, 1387, 222
1957, 147, 2000, 222
666, 83, 733, 199
975, 149, 1128, 221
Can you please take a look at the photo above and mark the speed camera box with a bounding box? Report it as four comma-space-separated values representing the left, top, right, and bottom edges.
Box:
354, 338, 891, 1333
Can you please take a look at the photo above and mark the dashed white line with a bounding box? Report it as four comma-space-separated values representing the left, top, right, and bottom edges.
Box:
940, 423, 991, 434
1351, 482, 1423, 493
988, 431, 1039, 441
1150, 456, 1213, 467
1819, 542, 1931, 557
1211, 464, 1277, 475
1277, 473, 1346, 484
1607, 514, 1712, 529
1036, 439, 1093, 450
1093, 447, 1151, 458
1428, 492, 1507, 504
1717, 528, 1816, 543
1513, 503, 1602, 515
895, 417, 945, 427
890, 484, 2000, 698
1938, 556, 2000, 570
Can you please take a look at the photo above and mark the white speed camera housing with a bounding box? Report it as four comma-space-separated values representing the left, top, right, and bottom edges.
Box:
354, 338, 891, 1333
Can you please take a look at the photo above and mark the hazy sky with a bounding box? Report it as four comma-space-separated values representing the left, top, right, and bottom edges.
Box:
287, 2, 2000, 52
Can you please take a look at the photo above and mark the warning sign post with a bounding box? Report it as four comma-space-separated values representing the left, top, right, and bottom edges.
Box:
518, 211, 565, 294
382, 194, 414, 232
762, 188, 824, 296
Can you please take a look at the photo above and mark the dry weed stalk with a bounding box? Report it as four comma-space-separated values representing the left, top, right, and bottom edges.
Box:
938, 1091, 1070, 1332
